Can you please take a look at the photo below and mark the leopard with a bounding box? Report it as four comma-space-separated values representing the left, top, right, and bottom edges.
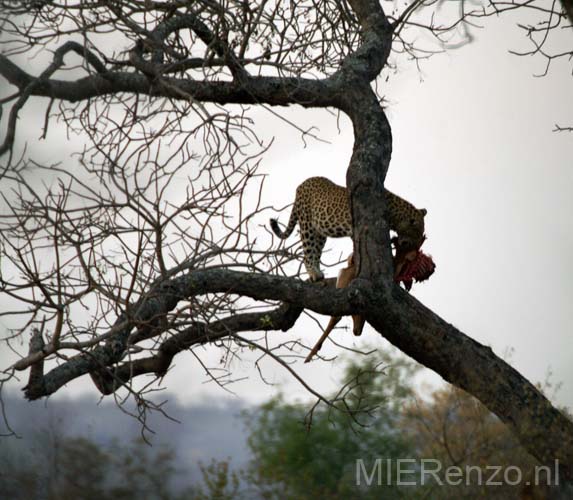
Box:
270, 176, 427, 281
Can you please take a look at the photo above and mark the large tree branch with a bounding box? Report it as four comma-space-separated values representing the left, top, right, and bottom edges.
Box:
353, 279, 573, 481
342, 0, 393, 82
19, 263, 573, 480
0, 55, 339, 108
89, 302, 304, 395
344, 86, 394, 281
321, 1, 394, 282
19, 271, 346, 400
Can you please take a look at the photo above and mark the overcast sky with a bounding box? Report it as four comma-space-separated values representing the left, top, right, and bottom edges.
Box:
0, 8, 571, 419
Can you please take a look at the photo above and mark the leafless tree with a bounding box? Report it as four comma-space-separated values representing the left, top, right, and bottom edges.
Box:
0, 0, 571, 483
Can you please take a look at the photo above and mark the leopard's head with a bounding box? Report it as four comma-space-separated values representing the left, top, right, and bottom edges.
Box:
395, 207, 427, 250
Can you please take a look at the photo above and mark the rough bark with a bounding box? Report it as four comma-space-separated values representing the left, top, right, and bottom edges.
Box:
0, 53, 339, 108
363, 280, 573, 481
561, 0, 573, 24
21, 272, 343, 399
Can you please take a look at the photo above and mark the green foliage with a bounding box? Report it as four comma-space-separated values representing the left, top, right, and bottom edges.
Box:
58, 437, 110, 500
243, 350, 422, 499
0, 439, 40, 500
259, 315, 274, 328
107, 438, 178, 500
2, 350, 562, 499
0, 433, 183, 500
184, 458, 241, 500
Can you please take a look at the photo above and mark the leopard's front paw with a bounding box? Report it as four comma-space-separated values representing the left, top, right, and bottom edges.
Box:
308, 269, 325, 282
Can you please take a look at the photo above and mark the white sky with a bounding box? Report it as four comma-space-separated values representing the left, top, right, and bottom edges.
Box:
1, 11, 571, 413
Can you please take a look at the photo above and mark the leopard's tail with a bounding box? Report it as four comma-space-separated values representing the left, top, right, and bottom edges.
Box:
270, 208, 297, 239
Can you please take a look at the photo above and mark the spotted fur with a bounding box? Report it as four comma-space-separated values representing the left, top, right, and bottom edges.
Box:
270, 176, 427, 281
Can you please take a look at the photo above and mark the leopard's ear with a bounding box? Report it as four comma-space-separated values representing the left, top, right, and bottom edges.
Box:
420, 208, 427, 216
